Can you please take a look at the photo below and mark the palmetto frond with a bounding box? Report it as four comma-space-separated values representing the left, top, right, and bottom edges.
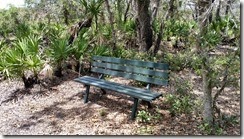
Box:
48, 38, 73, 67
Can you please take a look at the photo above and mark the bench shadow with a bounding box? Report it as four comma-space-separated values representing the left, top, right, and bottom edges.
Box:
89, 90, 133, 114
15, 81, 175, 135
87, 87, 164, 119
17, 89, 149, 134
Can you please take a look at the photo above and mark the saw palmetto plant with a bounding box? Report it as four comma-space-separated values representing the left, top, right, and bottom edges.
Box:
0, 35, 43, 88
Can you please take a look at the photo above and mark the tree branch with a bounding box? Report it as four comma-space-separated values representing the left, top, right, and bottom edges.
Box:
68, 17, 93, 45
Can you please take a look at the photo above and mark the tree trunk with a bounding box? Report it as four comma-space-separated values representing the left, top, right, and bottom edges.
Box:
116, 0, 123, 25
54, 66, 63, 77
153, 22, 163, 56
193, 2, 198, 21
197, 0, 214, 126
22, 75, 38, 89
105, 0, 117, 52
63, 5, 69, 25
124, 0, 132, 23
208, 0, 215, 23
68, 17, 93, 45
225, 0, 231, 16
136, 0, 153, 52
151, 0, 160, 23
215, 0, 221, 21
167, 0, 175, 19
202, 58, 213, 125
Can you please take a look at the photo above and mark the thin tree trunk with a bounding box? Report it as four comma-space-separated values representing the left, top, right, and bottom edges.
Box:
124, 0, 132, 23
215, 0, 221, 21
136, 0, 153, 52
46, 14, 50, 25
212, 70, 227, 121
54, 66, 63, 77
68, 17, 93, 45
62, 1, 69, 25
193, 2, 198, 21
202, 57, 213, 125
105, 0, 117, 52
117, 0, 122, 25
22, 75, 38, 89
225, 0, 231, 16
208, 0, 215, 23
151, 0, 160, 23
167, 0, 175, 19
153, 22, 163, 56
197, 0, 214, 126
63, 6, 69, 25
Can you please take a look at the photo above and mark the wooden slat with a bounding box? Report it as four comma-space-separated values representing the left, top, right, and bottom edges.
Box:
93, 56, 169, 70
92, 62, 169, 79
74, 76, 162, 101
91, 67, 168, 86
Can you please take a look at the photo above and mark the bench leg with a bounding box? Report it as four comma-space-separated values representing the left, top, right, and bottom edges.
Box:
131, 98, 139, 120
84, 85, 90, 103
100, 88, 106, 95
147, 101, 152, 109
141, 100, 152, 109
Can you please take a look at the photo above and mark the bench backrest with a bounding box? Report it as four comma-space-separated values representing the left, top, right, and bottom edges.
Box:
91, 56, 169, 86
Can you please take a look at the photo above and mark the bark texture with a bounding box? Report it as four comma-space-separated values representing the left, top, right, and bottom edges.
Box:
136, 0, 153, 52
202, 60, 213, 125
151, 0, 160, 23
123, 0, 132, 23
105, 0, 117, 51
197, 0, 214, 126
168, 0, 175, 19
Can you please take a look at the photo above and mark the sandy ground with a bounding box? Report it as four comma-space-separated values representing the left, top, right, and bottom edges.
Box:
0, 70, 240, 135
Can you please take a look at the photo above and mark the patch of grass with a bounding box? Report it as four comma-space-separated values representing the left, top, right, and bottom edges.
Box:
137, 125, 154, 135
99, 109, 107, 117
198, 122, 224, 135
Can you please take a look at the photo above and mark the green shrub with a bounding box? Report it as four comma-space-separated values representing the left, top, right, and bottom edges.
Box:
165, 75, 194, 115
164, 51, 192, 71
137, 110, 152, 123
222, 115, 239, 127
137, 109, 162, 124
165, 94, 193, 116
72, 37, 89, 61
170, 74, 193, 96
0, 35, 43, 88
164, 19, 196, 41
15, 22, 31, 38
91, 44, 111, 56
113, 45, 134, 59
198, 122, 224, 135
46, 38, 73, 76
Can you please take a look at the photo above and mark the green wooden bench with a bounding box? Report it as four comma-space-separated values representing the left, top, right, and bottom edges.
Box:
74, 56, 169, 120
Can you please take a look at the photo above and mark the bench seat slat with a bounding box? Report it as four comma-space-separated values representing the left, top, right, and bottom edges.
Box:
92, 62, 169, 79
74, 76, 162, 101
74, 76, 161, 98
78, 76, 161, 97
91, 67, 168, 86
93, 56, 169, 70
